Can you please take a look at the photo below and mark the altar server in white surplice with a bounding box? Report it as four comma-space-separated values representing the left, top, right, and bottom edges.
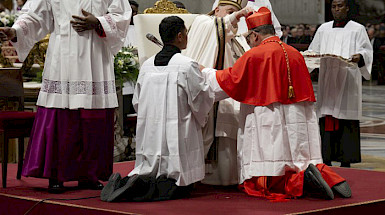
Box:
0, 0, 131, 193
102, 16, 215, 202
308, 0, 373, 168
183, 0, 251, 186
101, 16, 214, 201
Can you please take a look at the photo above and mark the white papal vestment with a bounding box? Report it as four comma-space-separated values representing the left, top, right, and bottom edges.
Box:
183, 13, 240, 185
211, 0, 282, 37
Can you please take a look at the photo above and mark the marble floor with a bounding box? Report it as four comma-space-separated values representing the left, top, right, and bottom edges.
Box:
314, 82, 385, 171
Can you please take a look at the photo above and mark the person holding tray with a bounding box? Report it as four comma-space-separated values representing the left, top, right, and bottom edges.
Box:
308, 0, 373, 168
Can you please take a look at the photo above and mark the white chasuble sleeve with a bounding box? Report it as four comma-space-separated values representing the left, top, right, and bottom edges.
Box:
184, 13, 238, 68
11, 0, 54, 61
184, 62, 215, 127
225, 13, 239, 40
97, 0, 132, 55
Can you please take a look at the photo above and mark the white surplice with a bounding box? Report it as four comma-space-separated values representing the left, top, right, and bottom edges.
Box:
308, 21, 373, 120
203, 69, 323, 183
183, 13, 240, 185
129, 54, 215, 186
12, 0, 132, 109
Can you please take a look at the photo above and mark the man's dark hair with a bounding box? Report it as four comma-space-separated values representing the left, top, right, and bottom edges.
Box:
129, 0, 139, 8
252, 25, 275, 36
159, 16, 186, 44
173, 1, 186, 9
332, 0, 348, 5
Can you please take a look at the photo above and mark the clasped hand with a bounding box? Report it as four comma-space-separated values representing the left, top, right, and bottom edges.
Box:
350, 54, 361, 63
71, 9, 99, 33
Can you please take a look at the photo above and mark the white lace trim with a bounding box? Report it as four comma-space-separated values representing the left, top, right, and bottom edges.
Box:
104, 14, 117, 32
41, 79, 116, 95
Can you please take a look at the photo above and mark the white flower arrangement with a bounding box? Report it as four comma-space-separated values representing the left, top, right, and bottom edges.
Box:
0, 11, 18, 27
114, 46, 140, 86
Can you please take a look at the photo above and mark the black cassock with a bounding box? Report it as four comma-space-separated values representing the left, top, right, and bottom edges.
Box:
319, 117, 361, 164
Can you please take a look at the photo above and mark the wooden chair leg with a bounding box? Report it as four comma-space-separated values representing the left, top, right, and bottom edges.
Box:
17, 137, 24, 180
1, 133, 8, 188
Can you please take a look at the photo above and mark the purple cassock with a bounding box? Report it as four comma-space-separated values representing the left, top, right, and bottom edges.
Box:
22, 107, 115, 183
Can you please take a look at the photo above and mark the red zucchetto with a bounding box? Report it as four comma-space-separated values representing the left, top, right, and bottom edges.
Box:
246, 7, 273, 30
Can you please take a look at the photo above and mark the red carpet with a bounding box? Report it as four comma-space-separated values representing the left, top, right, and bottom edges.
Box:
1, 161, 385, 215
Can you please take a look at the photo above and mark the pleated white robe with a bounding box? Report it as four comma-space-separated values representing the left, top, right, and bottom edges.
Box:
308, 21, 373, 120
12, 0, 132, 109
129, 54, 215, 186
238, 102, 323, 183
183, 13, 240, 185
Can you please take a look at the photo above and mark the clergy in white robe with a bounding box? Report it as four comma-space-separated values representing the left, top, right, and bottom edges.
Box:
201, 7, 350, 201
183, 0, 250, 186
101, 16, 215, 202
212, 0, 282, 37
0, 0, 131, 193
308, 0, 373, 167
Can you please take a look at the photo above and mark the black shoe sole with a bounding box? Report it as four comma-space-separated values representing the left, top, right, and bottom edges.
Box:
332, 181, 352, 198
107, 174, 139, 202
305, 164, 334, 200
101, 173, 122, 202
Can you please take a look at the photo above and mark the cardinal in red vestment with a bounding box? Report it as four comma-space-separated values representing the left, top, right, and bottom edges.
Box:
201, 7, 352, 201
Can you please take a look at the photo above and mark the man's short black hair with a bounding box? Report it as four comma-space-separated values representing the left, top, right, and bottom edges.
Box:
159, 16, 186, 44
252, 24, 275, 36
332, 0, 348, 5
129, 0, 139, 8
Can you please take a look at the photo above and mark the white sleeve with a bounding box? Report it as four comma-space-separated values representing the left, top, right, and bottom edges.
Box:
132, 74, 142, 113
184, 62, 215, 127
357, 26, 373, 80
202, 68, 229, 102
223, 13, 239, 40
97, 0, 132, 55
11, 0, 54, 61
308, 29, 321, 53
